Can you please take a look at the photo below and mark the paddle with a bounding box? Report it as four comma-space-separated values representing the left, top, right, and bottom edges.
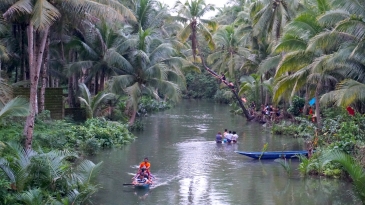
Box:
123, 183, 135, 186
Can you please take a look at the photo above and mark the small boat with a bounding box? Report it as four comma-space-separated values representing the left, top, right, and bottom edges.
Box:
234, 150, 308, 159
134, 182, 151, 189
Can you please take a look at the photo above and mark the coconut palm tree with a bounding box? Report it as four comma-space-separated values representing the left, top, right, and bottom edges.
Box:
110, 27, 196, 125
272, 1, 336, 125
251, 0, 302, 43
78, 83, 115, 119
207, 24, 250, 79
174, 0, 217, 61
313, 0, 365, 111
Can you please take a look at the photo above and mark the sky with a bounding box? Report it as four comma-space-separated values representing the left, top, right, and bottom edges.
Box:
160, 0, 230, 17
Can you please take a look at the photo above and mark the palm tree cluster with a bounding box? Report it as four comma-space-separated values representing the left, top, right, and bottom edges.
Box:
0, 0, 199, 149
203, 0, 365, 127
0, 0, 365, 144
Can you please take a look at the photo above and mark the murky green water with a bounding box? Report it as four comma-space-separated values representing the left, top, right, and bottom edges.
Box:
90, 99, 358, 205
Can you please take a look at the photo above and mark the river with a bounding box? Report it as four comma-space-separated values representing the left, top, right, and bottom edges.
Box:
90, 99, 358, 205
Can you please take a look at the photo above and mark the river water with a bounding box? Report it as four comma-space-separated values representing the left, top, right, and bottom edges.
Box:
90, 99, 358, 205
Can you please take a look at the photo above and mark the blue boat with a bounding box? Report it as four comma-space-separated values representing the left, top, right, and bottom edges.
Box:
234, 150, 308, 159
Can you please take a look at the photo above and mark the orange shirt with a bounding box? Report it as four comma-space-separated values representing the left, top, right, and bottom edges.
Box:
139, 162, 151, 169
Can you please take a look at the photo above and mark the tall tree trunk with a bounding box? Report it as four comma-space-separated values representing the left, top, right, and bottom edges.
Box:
68, 75, 75, 107
199, 55, 253, 120
94, 71, 99, 95
265, 89, 269, 106
100, 68, 105, 91
315, 84, 321, 127
22, 24, 27, 81
303, 85, 309, 115
260, 75, 264, 106
24, 24, 50, 149
40, 35, 50, 113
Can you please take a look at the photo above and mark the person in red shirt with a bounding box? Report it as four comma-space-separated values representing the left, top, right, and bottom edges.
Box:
133, 157, 152, 180
139, 157, 150, 171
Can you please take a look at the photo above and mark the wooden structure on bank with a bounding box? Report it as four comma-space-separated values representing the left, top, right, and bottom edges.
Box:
13, 88, 64, 120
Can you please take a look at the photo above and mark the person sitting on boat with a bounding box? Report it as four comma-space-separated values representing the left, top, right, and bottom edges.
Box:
139, 157, 151, 171
231, 131, 238, 143
216, 132, 223, 143
134, 173, 151, 185
134, 165, 151, 179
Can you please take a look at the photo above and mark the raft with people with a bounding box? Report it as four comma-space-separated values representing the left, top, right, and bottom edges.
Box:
128, 157, 153, 188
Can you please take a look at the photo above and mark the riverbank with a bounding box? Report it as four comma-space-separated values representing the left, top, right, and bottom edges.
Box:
0, 114, 135, 204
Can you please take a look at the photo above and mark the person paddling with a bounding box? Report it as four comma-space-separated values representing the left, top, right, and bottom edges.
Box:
133, 157, 151, 179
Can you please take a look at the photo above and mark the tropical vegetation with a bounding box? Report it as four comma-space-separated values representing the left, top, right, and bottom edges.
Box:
0, 0, 365, 203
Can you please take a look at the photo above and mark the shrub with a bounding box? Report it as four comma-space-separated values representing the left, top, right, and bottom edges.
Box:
184, 72, 218, 99
287, 96, 305, 116
213, 89, 233, 104
65, 118, 135, 154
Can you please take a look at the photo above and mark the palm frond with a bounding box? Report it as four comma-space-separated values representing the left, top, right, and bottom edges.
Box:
321, 150, 365, 202
78, 83, 92, 105
274, 34, 307, 53
125, 82, 141, 111
16, 188, 44, 205
74, 160, 103, 185
178, 24, 192, 43
318, 9, 350, 27
198, 23, 215, 50
3, 0, 32, 19
321, 79, 365, 107
0, 97, 29, 120
82, 0, 137, 23
91, 92, 115, 117
275, 51, 313, 77
105, 49, 134, 73
335, 18, 365, 40
31, 0, 60, 31
258, 55, 281, 74
0, 78, 13, 106
306, 31, 356, 52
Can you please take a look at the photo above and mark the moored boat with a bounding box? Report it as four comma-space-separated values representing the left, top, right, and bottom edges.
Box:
234, 150, 308, 159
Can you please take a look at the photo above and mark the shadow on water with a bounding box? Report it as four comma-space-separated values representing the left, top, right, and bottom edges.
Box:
90, 99, 359, 205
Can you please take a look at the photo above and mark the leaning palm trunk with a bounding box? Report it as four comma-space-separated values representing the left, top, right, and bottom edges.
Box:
200, 55, 253, 121
303, 85, 309, 115
23, 25, 50, 149
315, 84, 321, 127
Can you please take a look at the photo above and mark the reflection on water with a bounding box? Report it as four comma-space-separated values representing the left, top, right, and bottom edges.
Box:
90, 99, 359, 205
